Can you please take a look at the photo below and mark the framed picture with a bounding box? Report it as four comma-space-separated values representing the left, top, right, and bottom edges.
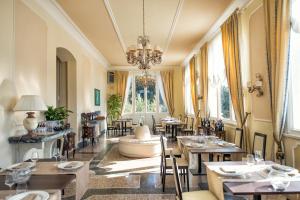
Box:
94, 89, 101, 106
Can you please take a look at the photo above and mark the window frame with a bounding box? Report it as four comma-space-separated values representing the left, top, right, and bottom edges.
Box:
123, 71, 169, 115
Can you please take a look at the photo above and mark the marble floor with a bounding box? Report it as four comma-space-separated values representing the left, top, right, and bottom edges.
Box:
63, 133, 203, 200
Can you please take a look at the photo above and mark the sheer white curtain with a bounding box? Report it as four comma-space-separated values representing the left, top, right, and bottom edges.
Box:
207, 32, 227, 118
184, 65, 194, 114
122, 72, 133, 114
291, 0, 300, 32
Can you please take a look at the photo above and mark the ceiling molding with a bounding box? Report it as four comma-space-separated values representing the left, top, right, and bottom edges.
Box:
103, 0, 127, 53
22, 0, 110, 68
163, 0, 184, 53
104, 0, 184, 54
109, 65, 180, 71
181, 0, 250, 67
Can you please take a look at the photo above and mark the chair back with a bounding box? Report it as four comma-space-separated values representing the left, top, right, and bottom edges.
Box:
234, 128, 243, 148
160, 136, 167, 168
252, 132, 267, 159
293, 144, 300, 171
178, 114, 182, 121
171, 156, 183, 200
187, 117, 194, 131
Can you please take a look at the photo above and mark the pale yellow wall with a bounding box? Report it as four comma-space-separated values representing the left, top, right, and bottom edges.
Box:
0, 0, 107, 166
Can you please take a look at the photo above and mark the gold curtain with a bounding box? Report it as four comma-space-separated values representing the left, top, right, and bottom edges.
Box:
264, 0, 290, 161
189, 57, 199, 123
182, 67, 186, 114
221, 11, 249, 151
199, 43, 208, 117
115, 71, 129, 113
160, 70, 175, 116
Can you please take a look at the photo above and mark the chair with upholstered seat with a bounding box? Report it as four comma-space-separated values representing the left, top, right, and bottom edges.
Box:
171, 156, 217, 200
218, 128, 243, 161
182, 117, 194, 135
252, 132, 267, 160
160, 136, 189, 192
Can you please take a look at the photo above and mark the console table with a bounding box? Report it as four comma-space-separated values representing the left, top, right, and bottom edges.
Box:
8, 129, 71, 162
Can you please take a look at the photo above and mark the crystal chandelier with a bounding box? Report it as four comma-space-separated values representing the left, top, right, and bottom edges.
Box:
136, 70, 155, 88
126, 0, 163, 70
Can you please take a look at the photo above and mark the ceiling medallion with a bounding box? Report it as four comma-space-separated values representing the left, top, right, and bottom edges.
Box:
136, 70, 156, 88
126, 0, 163, 70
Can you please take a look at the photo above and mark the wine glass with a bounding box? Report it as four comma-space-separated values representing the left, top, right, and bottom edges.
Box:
254, 150, 264, 164
246, 154, 255, 166
31, 151, 39, 167
5, 173, 15, 190
52, 148, 60, 163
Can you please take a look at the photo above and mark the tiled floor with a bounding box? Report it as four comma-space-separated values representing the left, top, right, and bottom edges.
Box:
65, 133, 199, 200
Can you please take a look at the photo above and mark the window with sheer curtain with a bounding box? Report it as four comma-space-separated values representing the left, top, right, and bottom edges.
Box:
123, 72, 168, 114
184, 65, 194, 115
207, 32, 235, 121
288, 0, 300, 131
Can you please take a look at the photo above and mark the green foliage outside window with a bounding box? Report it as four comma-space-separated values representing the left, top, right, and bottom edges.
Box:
221, 85, 230, 119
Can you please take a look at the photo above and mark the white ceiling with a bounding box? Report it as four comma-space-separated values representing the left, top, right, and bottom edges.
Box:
106, 0, 182, 53
56, 0, 233, 67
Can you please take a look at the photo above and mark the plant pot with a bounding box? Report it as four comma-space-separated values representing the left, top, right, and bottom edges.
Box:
46, 120, 60, 132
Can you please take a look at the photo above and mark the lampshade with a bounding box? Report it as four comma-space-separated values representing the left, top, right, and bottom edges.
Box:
14, 95, 47, 111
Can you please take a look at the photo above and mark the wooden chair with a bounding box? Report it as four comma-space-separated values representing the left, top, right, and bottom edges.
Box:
182, 117, 194, 135
252, 132, 267, 160
152, 115, 163, 134
160, 136, 189, 192
219, 128, 243, 161
160, 136, 182, 176
106, 115, 117, 137
171, 156, 217, 200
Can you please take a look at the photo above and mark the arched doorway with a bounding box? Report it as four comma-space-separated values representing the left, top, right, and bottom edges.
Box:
56, 47, 77, 134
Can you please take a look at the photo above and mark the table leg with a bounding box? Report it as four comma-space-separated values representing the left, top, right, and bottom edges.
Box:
172, 125, 175, 138
198, 154, 202, 173
124, 121, 127, 135
209, 153, 214, 161
175, 125, 178, 139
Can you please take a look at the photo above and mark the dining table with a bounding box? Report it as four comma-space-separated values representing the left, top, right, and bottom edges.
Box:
115, 118, 132, 136
161, 118, 184, 139
1, 160, 90, 200
177, 136, 245, 175
205, 161, 300, 200
0, 189, 62, 200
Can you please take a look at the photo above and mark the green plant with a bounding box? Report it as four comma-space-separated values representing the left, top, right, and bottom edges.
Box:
107, 94, 122, 120
44, 106, 73, 121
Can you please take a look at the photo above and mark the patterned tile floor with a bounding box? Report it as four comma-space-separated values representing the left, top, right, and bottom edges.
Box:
65, 133, 202, 200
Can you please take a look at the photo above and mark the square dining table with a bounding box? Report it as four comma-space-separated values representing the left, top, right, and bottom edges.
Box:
177, 136, 245, 175
1, 160, 90, 200
205, 161, 300, 200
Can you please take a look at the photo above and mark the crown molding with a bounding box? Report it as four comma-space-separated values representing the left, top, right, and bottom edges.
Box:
163, 0, 184, 53
181, 0, 250, 67
22, 0, 110, 68
104, 0, 184, 54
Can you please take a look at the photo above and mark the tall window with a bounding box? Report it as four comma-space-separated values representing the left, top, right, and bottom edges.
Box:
288, 0, 300, 131
207, 33, 235, 121
184, 65, 194, 114
123, 72, 168, 114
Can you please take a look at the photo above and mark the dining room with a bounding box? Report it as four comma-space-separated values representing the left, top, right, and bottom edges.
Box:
1, 0, 300, 199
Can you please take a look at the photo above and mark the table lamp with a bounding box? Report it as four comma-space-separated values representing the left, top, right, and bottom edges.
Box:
14, 95, 47, 136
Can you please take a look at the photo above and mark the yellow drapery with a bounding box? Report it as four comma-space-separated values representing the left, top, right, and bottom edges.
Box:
189, 57, 199, 123
221, 11, 249, 151
264, 0, 290, 161
199, 43, 208, 118
115, 71, 129, 113
160, 70, 175, 116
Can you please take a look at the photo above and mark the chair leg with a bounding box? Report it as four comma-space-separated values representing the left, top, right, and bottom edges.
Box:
160, 156, 163, 176
183, 168, 186, 183
162, 168, 166, 192
186, 168, 190, 192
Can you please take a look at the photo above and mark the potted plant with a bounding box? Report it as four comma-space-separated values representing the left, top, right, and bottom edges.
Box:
107, 94, 122, 120
44, 106, 73, 131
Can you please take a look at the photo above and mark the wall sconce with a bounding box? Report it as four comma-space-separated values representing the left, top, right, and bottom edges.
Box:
247, 73, 264, 97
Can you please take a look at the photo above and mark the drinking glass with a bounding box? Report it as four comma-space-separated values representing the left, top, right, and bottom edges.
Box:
254, 150, 264, 164
5, 173, 15, 190
52, 148, 60, 163
31, 151, 39, 167
246, 154, 255, 166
